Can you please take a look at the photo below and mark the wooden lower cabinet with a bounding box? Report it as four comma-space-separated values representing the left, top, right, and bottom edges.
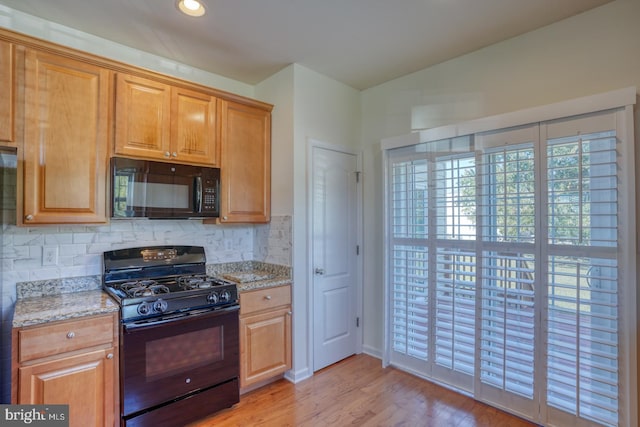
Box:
18, 348, 115, 427
12, 313, 119, 427
239, 285, 291, 390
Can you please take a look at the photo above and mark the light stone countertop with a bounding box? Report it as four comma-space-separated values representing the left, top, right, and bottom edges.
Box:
233, 276, 292, 292
13, 290, 119, 328
12, 262, 291, 328
208, 261, 292, 292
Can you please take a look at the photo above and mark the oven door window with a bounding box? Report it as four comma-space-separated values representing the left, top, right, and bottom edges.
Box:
121, 309, 239, 417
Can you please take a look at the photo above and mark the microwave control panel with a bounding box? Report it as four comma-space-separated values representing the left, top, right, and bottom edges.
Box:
202, 182, 217, 212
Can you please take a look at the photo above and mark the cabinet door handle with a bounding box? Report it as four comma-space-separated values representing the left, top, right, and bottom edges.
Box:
25, 214, 34, 221
106, 353, 114, 359
164, 151, 171, 158
66, 332, 75, 339
264, 295, 272, 300
287, 311, 292, 316
172, 152, 178, 157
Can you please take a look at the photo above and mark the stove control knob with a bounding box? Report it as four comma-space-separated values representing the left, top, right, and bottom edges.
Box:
153, 299, 168, 313
220, 290, 231, 302
137, 302, 151, 316
207, 291, 219, 304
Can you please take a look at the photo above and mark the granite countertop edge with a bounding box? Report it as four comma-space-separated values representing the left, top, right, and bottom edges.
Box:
235, 277, 292, 292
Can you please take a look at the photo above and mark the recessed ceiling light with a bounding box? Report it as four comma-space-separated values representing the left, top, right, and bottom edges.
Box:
177, 0, 206, 17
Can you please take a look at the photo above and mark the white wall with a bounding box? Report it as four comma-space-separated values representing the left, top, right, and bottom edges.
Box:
257, 64, 361, 381
256, 66, 295, 217
360, 0, 640, 354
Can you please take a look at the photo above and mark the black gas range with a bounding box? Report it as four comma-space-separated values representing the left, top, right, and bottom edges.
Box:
103, 245, 238, 323
103, 245, 240, 427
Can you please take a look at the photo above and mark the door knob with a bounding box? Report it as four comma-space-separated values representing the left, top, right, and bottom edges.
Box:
315, 268, 325, 275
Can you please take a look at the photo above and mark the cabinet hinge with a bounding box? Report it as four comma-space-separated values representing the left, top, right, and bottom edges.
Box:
356, 317, 360, 327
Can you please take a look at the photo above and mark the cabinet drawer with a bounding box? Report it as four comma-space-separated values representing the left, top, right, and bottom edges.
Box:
240, 285, 291, 316
19, 314, 115, 363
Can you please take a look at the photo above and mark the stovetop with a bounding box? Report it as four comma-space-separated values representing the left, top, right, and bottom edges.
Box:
107, 274, 235, 299
102, 246, 238, 322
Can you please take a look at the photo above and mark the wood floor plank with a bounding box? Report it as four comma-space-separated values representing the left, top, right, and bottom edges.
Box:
188, 354, 537, 427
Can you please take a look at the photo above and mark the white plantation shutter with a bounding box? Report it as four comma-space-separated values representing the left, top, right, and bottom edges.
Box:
544, 123, 620, 427
474, 127, 540, 416
385, 100, 635, 427
431, 149, 476, 390
391, 245, 429, 360
390, 153, 430, 366
480, 251, 535, 398
433, 248, 476, 377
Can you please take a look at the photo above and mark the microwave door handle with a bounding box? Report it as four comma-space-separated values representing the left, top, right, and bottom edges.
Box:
194, 176, 203, 213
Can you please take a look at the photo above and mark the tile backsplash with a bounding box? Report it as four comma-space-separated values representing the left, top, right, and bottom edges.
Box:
0, 215, 291, 403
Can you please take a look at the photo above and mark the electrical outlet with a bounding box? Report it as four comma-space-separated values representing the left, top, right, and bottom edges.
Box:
42, 247, 58, 266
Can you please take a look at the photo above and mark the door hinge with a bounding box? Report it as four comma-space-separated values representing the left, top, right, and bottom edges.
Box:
356, 317, 360, 327
356, 245, 360, 255
355, 171, 361, 183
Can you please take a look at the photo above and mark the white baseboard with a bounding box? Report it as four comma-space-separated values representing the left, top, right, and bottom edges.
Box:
285, 367, 312, 384
362, 345, 382, 359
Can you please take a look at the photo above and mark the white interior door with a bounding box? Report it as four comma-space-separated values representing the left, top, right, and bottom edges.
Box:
311, 144, 360, 371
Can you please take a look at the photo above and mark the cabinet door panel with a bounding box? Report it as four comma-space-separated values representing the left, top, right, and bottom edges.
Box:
18, 347, 115, 427
23, 50, 109, 224
115, 73, 171, 159
240, 307, 291, 387
220, 100, 271, 223
0, 40, 14, 143
171, 87, 218, 165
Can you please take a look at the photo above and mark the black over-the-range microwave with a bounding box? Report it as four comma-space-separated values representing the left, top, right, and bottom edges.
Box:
110, 157, 220, 219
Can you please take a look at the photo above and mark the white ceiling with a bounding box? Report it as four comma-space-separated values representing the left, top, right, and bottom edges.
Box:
0, 0, 613, 90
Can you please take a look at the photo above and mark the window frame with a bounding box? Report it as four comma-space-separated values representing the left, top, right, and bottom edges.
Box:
381, 87, 637, 427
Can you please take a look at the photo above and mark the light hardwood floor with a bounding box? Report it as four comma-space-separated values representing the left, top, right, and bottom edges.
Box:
189, 354, 537, 427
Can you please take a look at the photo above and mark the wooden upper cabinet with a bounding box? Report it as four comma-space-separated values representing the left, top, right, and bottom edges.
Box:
219, 100, 271, 223
115, 73, 171, 159
22, 49, 109, 225
115, 73, 219, 166
171, 86, 219, 165
0, 40, 15, 144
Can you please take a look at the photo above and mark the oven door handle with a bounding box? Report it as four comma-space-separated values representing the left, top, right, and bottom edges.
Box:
123, 305, 239, 332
